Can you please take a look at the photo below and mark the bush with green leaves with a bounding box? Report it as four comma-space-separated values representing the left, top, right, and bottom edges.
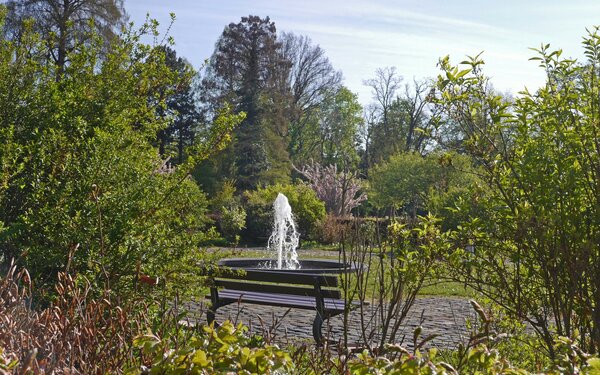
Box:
2, 260, 599, 374
131, 321, 294, 374
368, 152, 480, 222
347, 215, 451, 353
425, 153, 485, 231
369, 152, 439, 217
0, 8, 242, 296
436, 27, 600, 356
219, 206, 247, 244
208, 180, 247, 244
243, 183, 326, 243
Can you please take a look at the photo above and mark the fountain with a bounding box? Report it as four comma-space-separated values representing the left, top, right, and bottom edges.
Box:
218, 193, 356, 274
267, 193, 300, 270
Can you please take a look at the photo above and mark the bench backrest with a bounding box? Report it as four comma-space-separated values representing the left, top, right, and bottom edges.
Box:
214, 269, 342, 299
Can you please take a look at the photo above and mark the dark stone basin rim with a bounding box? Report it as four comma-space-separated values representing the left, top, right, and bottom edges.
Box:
217, 258, 358, 274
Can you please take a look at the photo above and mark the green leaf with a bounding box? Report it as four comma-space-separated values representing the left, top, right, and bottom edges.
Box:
587, 358, 600, 374
192, 350, 210, 367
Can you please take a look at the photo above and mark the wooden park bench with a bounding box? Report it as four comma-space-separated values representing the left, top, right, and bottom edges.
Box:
205, 266, 359, 344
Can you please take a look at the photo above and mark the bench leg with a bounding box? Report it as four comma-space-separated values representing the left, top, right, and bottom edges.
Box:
207, 286, 219, 326
207, 307, 216, 325
313, 312, 324, 345
206, 299, 235, 327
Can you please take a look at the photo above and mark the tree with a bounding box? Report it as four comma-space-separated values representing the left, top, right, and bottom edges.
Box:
368, 153, 439, 218
364, 67, 401, 131
315, 87, 363, 168
279, 32, 342, 162
436, 28, 600, 356
362, 68, 437, 172
398, 79, 437, 152
4, 0, 127, 75
156, 46, 200, 164
368, 151, 480, 221
291, 86, 362, 168
0, 10, 242, 296
425, 153, 485, 231
296, 160, 366, 217
362, 67, 401, 169
201, 15, 291, 191
431, 73, 513, 154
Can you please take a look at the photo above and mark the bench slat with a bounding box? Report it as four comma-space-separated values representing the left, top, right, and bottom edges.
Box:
218, 290, 350, 312
215, 279, 342, 299
218, 269, 339, 287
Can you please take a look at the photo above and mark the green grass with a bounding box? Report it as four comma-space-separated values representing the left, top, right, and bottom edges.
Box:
299, 241, 340, 251
419, 280, 476, 298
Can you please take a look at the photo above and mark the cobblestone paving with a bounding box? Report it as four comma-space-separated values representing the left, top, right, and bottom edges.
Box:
194, 248, 477, 349
183, 296, 476, 349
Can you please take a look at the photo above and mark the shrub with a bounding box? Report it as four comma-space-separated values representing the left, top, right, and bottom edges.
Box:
132, 321, 294, 374
0, 12, 241, 296
209, 180, 247, 244
0, 263, 293, 374
369, 152, 480, 222
2, 263, 599, 374
368, 152, 439, 218
293, 300, 600, 374
426, 154, 485, 231
436, 28, 600, 355
243, 183, 326, 243
318, 214, 350, 244
220, 205, 247, 243
296, 161, 366, 216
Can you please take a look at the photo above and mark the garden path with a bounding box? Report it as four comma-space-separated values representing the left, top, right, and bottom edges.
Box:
184, 296, 475, 349
189, 248, 477, 349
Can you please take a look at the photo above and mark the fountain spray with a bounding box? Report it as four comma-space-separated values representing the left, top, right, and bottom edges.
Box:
267, 193, 300, 269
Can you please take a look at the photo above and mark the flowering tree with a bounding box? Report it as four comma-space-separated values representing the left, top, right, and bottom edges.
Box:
296, 161, 366, 217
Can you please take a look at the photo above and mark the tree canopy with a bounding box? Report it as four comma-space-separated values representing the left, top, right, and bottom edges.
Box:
4, 0, 127, 74
201, 15, 291, 191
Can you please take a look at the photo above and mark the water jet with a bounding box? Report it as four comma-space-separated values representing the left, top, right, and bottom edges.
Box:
218, 193, 354, 274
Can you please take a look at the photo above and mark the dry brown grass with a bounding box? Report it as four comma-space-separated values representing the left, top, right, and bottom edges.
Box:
0, 262, 144, 374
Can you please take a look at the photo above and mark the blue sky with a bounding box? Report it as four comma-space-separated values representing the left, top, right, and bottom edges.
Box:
125, 0, 600, 105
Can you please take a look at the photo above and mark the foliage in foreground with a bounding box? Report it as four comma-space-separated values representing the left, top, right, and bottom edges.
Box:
3, 261, 600, 374
0, 261, 293, 374
0, 262, 139, 373
436, 26, 600, 356
298, 301, 600, 374
340, 215, 450, 353
132, 322, 293, 374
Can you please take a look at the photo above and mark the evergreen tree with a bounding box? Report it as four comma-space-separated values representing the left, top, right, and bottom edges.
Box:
201, 15, 291, 191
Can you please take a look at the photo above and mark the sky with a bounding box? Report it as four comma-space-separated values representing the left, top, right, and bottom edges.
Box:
125, 0, 600, 105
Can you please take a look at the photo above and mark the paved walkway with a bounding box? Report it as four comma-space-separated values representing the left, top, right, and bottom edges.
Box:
183, 296, 476, 349
194, 248, 477, 349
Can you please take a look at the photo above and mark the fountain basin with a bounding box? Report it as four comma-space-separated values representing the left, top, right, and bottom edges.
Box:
218, 258, 357, 274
